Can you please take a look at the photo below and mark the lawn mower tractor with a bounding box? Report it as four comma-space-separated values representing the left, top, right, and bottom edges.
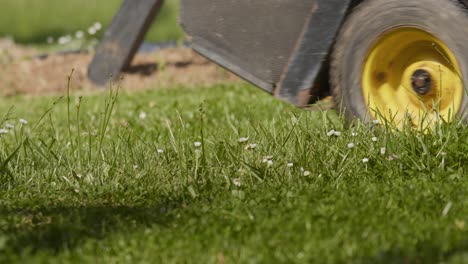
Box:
90, 0, 468, 127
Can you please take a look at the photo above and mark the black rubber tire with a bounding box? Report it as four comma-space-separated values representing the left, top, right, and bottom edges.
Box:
331, 0, 468, 123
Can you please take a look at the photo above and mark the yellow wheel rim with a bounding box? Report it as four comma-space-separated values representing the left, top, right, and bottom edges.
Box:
362, 27, 464, 127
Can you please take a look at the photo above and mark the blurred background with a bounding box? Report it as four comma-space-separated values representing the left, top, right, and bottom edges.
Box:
0, 0, 183, 45
0, 0, 236, 97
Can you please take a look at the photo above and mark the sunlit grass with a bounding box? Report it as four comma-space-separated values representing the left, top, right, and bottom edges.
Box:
0, 83, 467, 263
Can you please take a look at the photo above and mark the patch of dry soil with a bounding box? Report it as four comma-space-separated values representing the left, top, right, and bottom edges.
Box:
0, 39, 239, 96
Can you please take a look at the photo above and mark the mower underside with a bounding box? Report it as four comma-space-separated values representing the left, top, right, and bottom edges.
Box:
180, 0, 352, 106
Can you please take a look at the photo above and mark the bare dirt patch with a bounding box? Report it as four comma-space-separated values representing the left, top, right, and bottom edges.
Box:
0, 40, 239, 97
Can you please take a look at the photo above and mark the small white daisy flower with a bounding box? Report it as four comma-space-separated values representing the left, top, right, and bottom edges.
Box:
157, 149, 164, 154
303, 171, 311, 177
75, 31, 84, 39
380, 147, 386, 155
327, 130, 342, 137
139, 111, 147, 119
0, 129, 8, 134
245, 143, 257, 150
347, 143, 355, 149
58, 35, 71, 45
362, 158, 369, 163
371, 137, 378, 142
58, 37, 66, 45
6, 123, 14, 129
88, 27, 97, 35
287, 163, 294, 168
194, 142, 202, 147
19, 118, 28, 125
232, 178, 241, 187
93, 22, 103, 31
238, 137, 249, 143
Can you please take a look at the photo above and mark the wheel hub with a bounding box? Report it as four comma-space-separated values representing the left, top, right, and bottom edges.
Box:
361, 27, 464, 127
411, 69, 432, 96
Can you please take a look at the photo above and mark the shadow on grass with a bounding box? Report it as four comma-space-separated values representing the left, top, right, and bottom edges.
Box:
0, 202, 180, 256
359, 241, 468, 264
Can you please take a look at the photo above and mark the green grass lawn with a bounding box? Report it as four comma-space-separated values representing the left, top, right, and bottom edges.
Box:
0, 0, 183, 44
0, 83, 467, 263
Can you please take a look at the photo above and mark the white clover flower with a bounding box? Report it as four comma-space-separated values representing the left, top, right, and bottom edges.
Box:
47, 36, 54, 44
371, 137, 378, 142
0, 129, 8, 134
287, 163, 294, 168
362, 158, 369, 163
303, 171, 311, 177
347, 143, 355, 149
238, 137, 249, 143
380, 147, 386, 155
157, 148, 164, 154
232, 178, 241, 187
194, 142, 202, 147
373, 119, 381, 125
267, 160, 274, 166
139, 111, 147, 120
88, 27, 97, 35
19, 118, 28, 125
6, 123, 14, 129
75, 31, 84, 39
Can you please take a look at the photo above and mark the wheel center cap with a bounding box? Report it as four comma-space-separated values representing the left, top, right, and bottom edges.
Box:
411, 69, 432, 95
